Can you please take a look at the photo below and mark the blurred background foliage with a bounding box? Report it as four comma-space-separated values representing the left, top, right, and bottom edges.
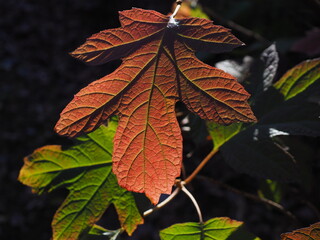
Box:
0, 0, 319, 239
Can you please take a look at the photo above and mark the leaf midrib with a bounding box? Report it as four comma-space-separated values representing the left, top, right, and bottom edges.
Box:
54, 169, 112, 240
138, 33, 166, 193
275, 61, 320, 99
27, 160, 110, 176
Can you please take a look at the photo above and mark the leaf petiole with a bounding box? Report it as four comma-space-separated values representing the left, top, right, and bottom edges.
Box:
168, 1, 183, 28
181, 182, 204, 223
184, 148, 219, 184
171, 0, 183, 18
144, 187, 181, 217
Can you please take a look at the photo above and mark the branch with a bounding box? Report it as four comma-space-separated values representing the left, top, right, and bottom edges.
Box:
184, 148, 219, 184
198, 175, 299, 223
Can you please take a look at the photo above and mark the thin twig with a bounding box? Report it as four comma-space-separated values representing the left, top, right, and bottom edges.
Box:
181, 182, 204, 223
172, 0, 183, 18
168, 0, 183, 27
181, 162, 187, 180
198, 175, 299, 223
143, 187, 181, 217
273, 142, 296, 163
184, 149, 219, 184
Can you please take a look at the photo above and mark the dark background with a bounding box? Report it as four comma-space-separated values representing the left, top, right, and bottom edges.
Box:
1, 0, 319, 239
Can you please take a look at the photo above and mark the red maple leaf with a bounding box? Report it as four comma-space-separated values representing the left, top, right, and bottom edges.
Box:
55, 8, 256, 204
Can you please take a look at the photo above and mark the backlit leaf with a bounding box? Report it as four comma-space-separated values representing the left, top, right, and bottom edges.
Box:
171, 1, 210, 19
281, 222, 320, 240
54, 8, 256, 204
274, 58, 320, 100
207, 122, 242, 151
19, 121, 143, 240
190, 6, 210, 20
258, 179, 283, 203
159, 217, 261, 240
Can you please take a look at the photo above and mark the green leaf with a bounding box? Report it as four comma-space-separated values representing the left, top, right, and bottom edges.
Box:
159, 217, 261, 240
274, 58, 320, 100
207, 57, 320, 183
19, 120, 143, 240
207, 122, 243, 151
88, 225, 110, 235
190, 5, 210, 19
258, 179, 283, 203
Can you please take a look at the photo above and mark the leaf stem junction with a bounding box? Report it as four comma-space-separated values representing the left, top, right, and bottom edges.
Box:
168, 0, 183, 28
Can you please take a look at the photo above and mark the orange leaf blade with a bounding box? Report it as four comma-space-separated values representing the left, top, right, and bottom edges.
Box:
56, 8, 256, 203
177, 17, 244, 53
55, 41, 159, 137
172, 41, 256, 124
112, 49, 182, 203
71, 8, 168, 65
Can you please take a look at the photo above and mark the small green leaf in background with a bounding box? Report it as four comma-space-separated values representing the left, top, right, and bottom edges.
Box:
258, 179, 282, 203
274, 58, 320, 100
19, 120, 143, 240
190, 5, 210, 19
160, 217, 261, 240
207, 122, 242, 151
281, 222, 320, 240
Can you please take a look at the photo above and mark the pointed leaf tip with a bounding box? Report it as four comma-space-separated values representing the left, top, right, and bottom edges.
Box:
274, 58, 320, 100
